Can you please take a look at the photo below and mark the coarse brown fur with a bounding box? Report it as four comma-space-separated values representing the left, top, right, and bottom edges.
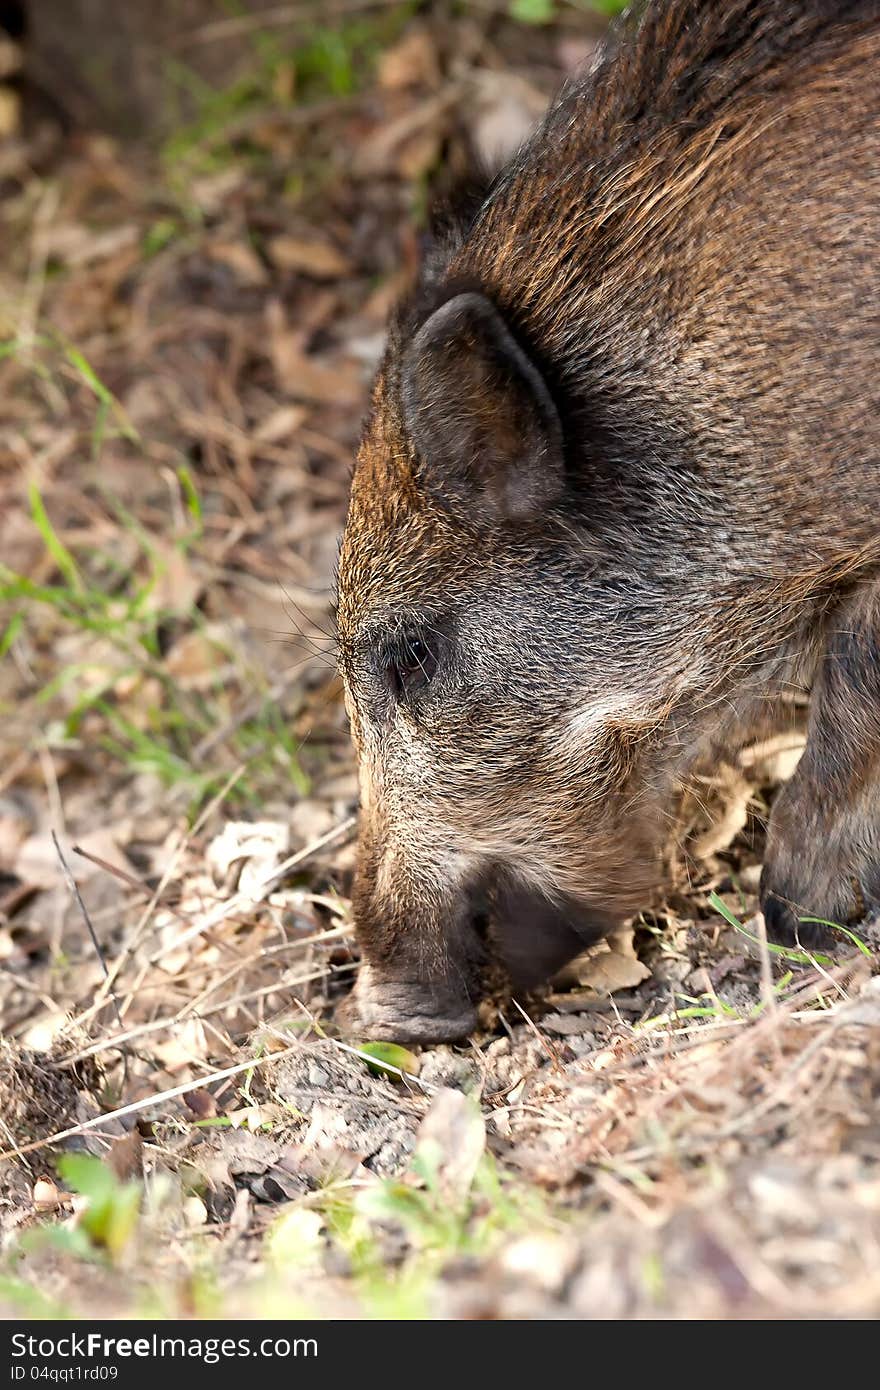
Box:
335, 0, 880, 1042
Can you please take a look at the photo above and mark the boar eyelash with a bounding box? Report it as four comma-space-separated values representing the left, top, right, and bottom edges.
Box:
382, 627, 442, 701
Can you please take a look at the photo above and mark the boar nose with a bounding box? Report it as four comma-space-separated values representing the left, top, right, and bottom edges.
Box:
337, 964, 478, 1044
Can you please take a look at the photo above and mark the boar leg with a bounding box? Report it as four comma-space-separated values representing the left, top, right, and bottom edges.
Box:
761, 584, 880, 946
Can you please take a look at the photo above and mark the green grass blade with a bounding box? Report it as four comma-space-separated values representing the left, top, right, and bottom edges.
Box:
798, 916, 873, 957
707, 890, 834, 966
28, 483, 82, 593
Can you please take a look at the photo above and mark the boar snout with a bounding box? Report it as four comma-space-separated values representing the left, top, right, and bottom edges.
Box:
337, 963, 478, 1045
339, 852, 488, 1044
339, 862, 618, 1044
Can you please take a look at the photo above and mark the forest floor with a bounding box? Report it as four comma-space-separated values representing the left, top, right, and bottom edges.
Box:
1, 4, 879, 1320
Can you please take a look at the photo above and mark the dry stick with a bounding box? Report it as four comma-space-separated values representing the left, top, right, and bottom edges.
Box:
147, 814, 357, 967
51, 831, 124, 1037
510, 997, 564, 1073
752, 907, 782, 1062
0, 1037, 312, 1165
53, 962, 357, 1067
71, 845, 162, 897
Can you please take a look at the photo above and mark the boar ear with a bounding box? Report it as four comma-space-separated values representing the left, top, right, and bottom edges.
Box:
400, 292, 564, 519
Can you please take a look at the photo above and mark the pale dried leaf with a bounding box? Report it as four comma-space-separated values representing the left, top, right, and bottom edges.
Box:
377, 28, 439, 90
268, 235, 351, 279
268, 1206, 324, 1268
206, 820, 290, 897
253, 404, 308, 443
469, 71, 548, 171
206, 239, 268, 285
414, 1087, 485, 1205
691, 764, 753, 860
556, 929, 651, 994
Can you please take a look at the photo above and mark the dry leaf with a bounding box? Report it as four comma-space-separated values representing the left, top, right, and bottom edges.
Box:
555, 928, 651, 994
205, 239, 268, 286
254, 404, 308, 443
0, 86, 21, 136
183, 1195, 209, 1227
268, 235, 351, 279
266, 302, 362, 403
33, 1178, 67, 1212
108, 1130, 144, 1181
164, 629, 230, 689
739, 732, 806, 785
377, 28, 439, 90
0, 36, 22, 80
43, 222, 138, 268
690, 764, 754, 860
360, 91, 453, 177
152, 1017, 210, 1074
469, 71, 548, 171
413, 1088, 485, 1205
267, 1206, 324, 1269
206, 820, 290, 897
185, 1088, 217, 1121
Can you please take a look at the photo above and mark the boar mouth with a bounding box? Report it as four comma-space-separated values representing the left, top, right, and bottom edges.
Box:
339, 872, 617, 1046
490, 872, 618, 991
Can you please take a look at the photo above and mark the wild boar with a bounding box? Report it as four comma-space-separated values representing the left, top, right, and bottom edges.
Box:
335, 0, 880, 1041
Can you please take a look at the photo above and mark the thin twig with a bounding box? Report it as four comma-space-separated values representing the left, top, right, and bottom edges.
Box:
0, 1037, 310, 1165
51, 831, 124, 1036
147, 814, 356, 966
510, 997, 564, 1073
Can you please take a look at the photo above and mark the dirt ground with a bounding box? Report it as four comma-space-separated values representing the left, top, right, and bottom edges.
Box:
1, 3, 879, 1320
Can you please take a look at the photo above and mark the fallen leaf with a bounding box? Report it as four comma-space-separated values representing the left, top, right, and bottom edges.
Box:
413, 1088, 485, 1205
690, 763, 754, 860
739, 732, 806, 785
469, 71, 548, 171
184, 1088, 217, 1121
205, 239, 268, 286
377, 28, 440, 90
107, 1130, 143, 1182
540, 1013, 597, 1038
555, 928, 651, 994
253, 404, 308, 443
164, 629, 230, 689
266, 302, 362, 404
267, 1206, 324, 1269
183, 1195, 208, 1227
358, 1040, 420, 1079
268, 235, 351, 279
206, 819, 290, 897
0, 82, 21, 134
33, 1177, 67, 1212
0, 36, 22, 80
43, 222, 139, 268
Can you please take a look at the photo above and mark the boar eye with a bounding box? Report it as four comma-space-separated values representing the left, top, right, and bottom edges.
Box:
385, 630, 440, 701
